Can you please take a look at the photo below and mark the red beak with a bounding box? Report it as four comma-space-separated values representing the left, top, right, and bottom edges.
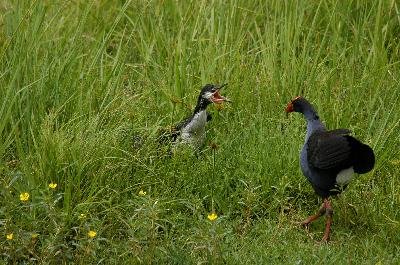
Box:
285, 102, 294, 113
285, 96, 302, 113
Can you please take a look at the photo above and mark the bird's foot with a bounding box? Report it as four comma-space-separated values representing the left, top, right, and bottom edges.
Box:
299, 203, 326, 229
321, 234, 330, 243
297, 220, 310, 231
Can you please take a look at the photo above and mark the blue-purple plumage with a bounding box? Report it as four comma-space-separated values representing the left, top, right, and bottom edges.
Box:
285, 96, 375, 241
287, 97, 375, 198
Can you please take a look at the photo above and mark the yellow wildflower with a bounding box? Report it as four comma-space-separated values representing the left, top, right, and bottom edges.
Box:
20, 192, 30, 202
48, 182, 57, 189
207, 212, 218, 221
31, 233, 39, 239
138, 190, 146, 196
6, 233, 13, 240
88, 230, 97, 238
390, 160, 400, 166
79, 213, 87, 219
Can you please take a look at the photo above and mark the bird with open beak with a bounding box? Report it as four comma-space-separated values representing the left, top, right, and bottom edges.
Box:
166, 84, 231, 150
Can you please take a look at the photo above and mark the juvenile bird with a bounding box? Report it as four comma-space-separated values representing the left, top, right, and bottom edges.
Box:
163, 84, 230, 151
285, 96, 375, 242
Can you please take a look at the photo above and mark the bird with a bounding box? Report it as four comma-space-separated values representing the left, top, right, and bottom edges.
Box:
161, 83, 231, 151
285, 96, 375, 242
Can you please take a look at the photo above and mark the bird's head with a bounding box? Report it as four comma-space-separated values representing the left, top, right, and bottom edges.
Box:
285, 96, 319, 120
285, 96, 311, 114
200, 83, 231, 104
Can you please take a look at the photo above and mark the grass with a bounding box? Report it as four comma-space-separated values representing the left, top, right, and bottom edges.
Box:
0, 0, 400, 263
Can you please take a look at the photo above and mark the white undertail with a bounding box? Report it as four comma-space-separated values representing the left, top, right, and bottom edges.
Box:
336, 167, 354, 185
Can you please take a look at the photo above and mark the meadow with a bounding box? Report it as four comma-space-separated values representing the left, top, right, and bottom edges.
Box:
1, 0, 400, 264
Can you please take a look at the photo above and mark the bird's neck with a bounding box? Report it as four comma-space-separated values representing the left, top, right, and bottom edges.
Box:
193, 97, 209, 115
304, 110, 325, 141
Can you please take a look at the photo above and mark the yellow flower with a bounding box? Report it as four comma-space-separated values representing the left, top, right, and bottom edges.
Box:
207, 212, 218, 221
88, 230, 97, 238
6, 233, 13, 240
390, 159, 400, 166
79, 213, 87, 219
138, 190, 146, 196
31, 233, 39, 239
48, 182, 57, 189
20, 192, 30, 202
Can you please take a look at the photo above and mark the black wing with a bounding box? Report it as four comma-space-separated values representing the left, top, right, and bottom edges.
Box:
159, 111, 212, 143
172, 111, 211, 136
174, 116, 191, 132
307, 129, 353, 170
207, 112, 212, 122
158, 115, 192, 143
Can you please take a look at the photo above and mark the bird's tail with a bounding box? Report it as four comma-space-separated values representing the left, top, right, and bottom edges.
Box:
349, 137, 375, 174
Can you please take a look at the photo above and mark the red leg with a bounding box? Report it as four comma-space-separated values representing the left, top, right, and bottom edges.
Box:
321, 198, 333, 242
301, 203, 326, 228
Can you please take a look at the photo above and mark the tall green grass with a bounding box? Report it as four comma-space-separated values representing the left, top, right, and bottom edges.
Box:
1, 0, 399, 263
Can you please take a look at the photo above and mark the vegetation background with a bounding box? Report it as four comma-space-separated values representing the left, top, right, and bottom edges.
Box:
1, 0, 399, 264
